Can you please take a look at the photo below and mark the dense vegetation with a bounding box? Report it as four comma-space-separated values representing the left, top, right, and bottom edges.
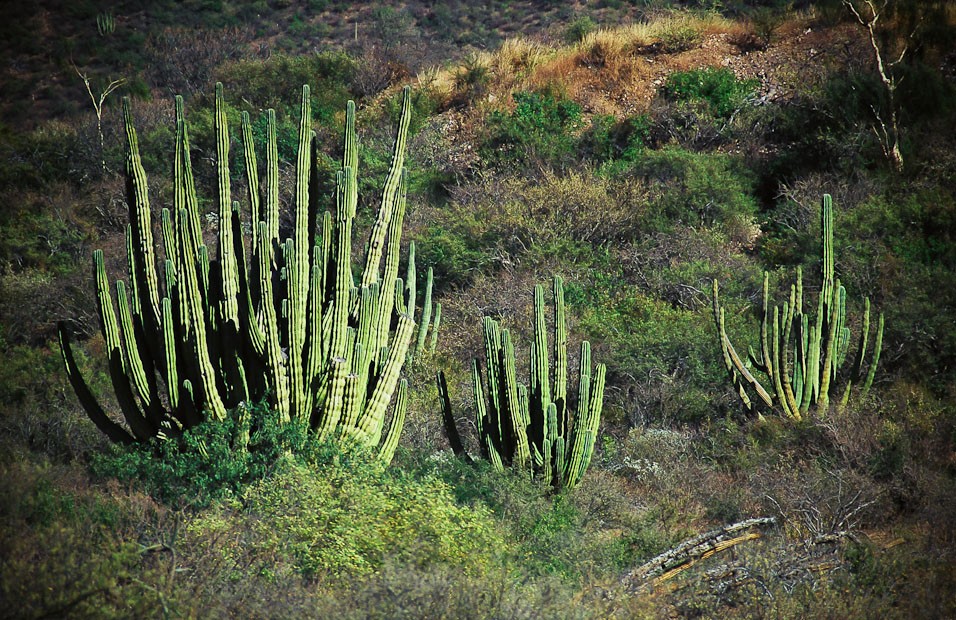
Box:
2, 1, 955, 617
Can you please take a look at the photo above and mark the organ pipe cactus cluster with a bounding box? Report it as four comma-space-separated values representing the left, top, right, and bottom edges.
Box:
439, 276, 606, 490
58, 84, 431, 463
712, 194, 884, 419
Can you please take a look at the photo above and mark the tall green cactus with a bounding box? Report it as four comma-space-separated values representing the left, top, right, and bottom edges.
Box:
712, 194, 884, 419
58, 83, 425, 463
438, 276, 606, 490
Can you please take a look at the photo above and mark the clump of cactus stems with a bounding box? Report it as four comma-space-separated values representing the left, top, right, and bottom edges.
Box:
712, 194, 884, 420
58, 84, 436, 463
438, 276, 606, 490
96, 12, 115, 37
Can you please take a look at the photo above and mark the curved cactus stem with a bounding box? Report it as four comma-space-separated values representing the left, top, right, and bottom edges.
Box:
355, 312, 416, 445
861, 313, 884, 396
712, 280, 773, 410
414, 267, 434, 357
378, 378, 408, 464
361, 86, 411, 289
57, 322, 135, 444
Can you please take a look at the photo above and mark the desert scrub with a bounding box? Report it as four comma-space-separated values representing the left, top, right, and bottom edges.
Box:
187, 455, 505, 581
627, 147, 760, 245
0, 461, 170, 619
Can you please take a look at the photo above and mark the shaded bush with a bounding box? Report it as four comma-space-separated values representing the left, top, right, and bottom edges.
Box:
628, 147, 760, 243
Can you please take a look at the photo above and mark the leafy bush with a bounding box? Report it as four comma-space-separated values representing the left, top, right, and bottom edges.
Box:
482, 89, 583, 167
580, 113, 652, 165
215, 51, 356, 124
628, 147, 760, 242
188, 456, 505, 580
90, 402, 319, 507
662, 67, 758, 118
657, 23, 702, 53
565, 15, 598, 43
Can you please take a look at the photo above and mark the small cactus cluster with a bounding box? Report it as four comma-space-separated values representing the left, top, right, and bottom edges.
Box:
96, 12, 115, 37
712, 194, 884, 419
59, 84, 435, 463
439, 276, 606, 490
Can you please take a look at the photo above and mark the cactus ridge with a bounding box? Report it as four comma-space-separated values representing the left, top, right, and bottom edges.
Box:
439, 276, 606, 490
58, 84, 425, 463
712, 194, 885, 419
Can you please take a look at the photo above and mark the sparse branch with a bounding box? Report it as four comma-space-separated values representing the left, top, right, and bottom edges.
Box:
73, 63, 126, 174
843, 0, 911, 172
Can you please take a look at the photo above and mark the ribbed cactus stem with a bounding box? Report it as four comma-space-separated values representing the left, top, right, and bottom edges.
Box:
63, 83, 418, 464
712, 194, 885, 418
441, 276, 604, 489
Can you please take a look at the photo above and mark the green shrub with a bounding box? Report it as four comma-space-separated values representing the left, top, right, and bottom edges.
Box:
574, 288, 728, 423
581, 113, 651, 165
90, 402, 317, 507
188, 455, 505, 580
482, 89, 583, 166
657, 24, 702, 53
0, 462, 169, 619
629, 147, 759, 241
662, 67, 758, 118
565, 15, 597, 43
215, 51, 356, 124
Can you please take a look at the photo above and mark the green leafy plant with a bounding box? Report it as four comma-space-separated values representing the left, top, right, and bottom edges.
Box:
438, 276, 606, 490
662, 67, 758, 118
59, 84, 435, 463
90, 401, 317, 506
712, 194, 884, 419
483, 90, 583, 166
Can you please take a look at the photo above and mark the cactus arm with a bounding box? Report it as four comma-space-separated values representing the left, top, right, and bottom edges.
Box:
414, 267, 434, 356
94, 251, 156, 440
361, 86, 411, 288
175, 210, 227, 422
501, 329, 530, 469
240, 111, 261, 255
531, 282, 551, 422
373, 173, 407, 357
289, 87, 313, 415
173, 96, 208, 306
122, 99, 166, 372
572, 361, 605, 489
861, 313, 884, 395
712, 281, 774, 409
355, 312, 416, 445
759, 272, 772, 377
818, 279, 843, 411
256, 222, 290, 423
378, 378, 409, 464
115, 280, 153, 411
405, 242, 417, 328
57, 323, 135, 444
851, 298, 871, 381
565, 342, 596, 488
553, 276, 568, 433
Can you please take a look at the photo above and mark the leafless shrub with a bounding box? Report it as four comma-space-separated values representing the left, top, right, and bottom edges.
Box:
146, 26, 257, 96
